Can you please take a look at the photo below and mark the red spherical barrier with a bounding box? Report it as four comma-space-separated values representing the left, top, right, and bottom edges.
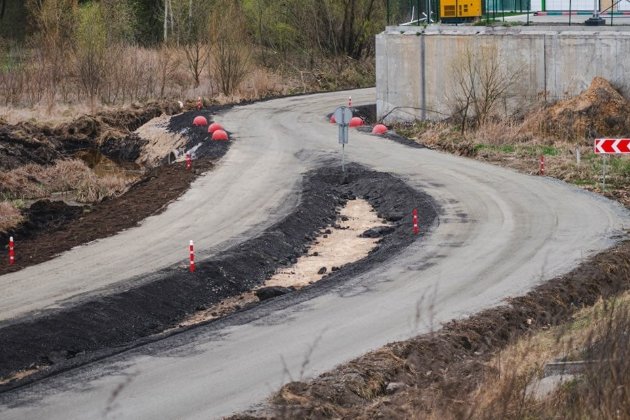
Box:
208, 122, 224, 134
212, 129, 229, 141
193, 116, 208, 127
329, 114, 336, 124
372, 124, 388, 135
349, 117, 363, 127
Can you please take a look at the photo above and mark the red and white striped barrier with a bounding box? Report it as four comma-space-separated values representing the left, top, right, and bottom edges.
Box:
412, 209, 419, 235
594, 138, 630, 154
189, 240, 195, 272
539, 155, 545, 176
348, 96, 352, 108
186, 153, 192, 170
196, 96, 202, 110
8, 236, 14, 265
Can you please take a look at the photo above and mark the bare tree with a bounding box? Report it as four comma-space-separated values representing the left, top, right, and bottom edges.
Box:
181, 1, 209, 87
209, 1, 251, 96
157, 45, 180, 98
26, 0, 77, 108
75, 2, 107, 109
448, 46, 522, 134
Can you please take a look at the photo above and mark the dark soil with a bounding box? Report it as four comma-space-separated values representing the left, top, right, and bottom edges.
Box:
167, 107, 232, 161
0, 159, 214, 275
0, 164, 438, 389
0, 102, 182, 170
241, 241, 630, 419
0, 106, 232, 275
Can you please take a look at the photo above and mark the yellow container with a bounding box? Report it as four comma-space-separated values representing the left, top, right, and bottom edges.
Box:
441, 0, 482, 20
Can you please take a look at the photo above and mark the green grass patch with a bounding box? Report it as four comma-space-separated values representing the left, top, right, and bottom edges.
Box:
474, 144, 515, 154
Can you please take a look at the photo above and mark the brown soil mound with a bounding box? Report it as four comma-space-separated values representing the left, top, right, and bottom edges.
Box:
523, 77, 630, 142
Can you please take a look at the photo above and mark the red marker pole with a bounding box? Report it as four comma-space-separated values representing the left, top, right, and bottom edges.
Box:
189, 240, 195, 272
186, 153, 192, 170
196, 97, 202, 110
8, 236, 15, 265
539, 155, 545, 176
412, 209, 419, 235
348, 96, 352, 108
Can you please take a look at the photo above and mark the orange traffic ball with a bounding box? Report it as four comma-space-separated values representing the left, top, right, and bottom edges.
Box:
349, 117, 363, 127
193, 116, 208, 126
212, 129, 229, 141
372, 124, 388, 135
208, 122, 224, 134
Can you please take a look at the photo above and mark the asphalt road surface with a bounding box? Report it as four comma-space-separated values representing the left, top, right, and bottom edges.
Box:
1, 89, 629, 419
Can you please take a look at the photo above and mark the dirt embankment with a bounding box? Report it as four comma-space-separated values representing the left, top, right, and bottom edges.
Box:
0, 102, 181, 170
0, 106, 233, 275
0, 164, 438, 389
522, 77, 630, 142
230, 240, 629, 419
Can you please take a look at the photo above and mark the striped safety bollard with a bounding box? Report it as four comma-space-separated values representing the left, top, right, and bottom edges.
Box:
189, 240, 195, 272
186, 153, 192, 170
348, 96, 352, 108
540, 155, 545, 176
412, 209, 419, 235
8, 236, 15, 265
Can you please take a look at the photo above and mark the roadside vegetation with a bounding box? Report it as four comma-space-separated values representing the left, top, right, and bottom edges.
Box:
396, 76, 630, 207
0, 0, 385, 115
2, 2, 629, 418
0, 0, 389, 236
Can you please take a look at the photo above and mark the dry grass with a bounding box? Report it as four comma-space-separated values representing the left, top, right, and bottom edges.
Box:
0, 201, 23, 233
397, 115, 630, 207
0, 159, 128, 203
461, 293, 630, 419
1, 41, 372, 115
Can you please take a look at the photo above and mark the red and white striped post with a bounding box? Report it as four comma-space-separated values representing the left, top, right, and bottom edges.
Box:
186, 153, 192, 170
8, 236, 15, 265
196, 96, 202, 110
189, 240, 195, 272
539, 155, 545, 176
348, 96, 352, 108
412, 209, 419, 235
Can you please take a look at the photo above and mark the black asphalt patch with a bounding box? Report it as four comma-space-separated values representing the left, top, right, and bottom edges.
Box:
0, 163, 438, 390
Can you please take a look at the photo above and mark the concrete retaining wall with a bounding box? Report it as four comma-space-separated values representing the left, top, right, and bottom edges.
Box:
376, 25, 630, 122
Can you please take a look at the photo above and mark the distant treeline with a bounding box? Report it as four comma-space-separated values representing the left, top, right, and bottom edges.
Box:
1, 1, 401, 106
0, 0, 410, 58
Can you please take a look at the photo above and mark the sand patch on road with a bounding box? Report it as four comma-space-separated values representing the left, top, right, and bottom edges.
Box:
177, 199, 387, 327
0, 366, 47, 386
266, 199, 385, 288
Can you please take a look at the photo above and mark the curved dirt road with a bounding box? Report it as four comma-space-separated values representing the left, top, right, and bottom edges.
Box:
1, 89, 628, 419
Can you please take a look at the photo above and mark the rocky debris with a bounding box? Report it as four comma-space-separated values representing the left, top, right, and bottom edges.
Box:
317, 267, 327, 275
255, 286, 294, 301
361, 226, 395, 238
385, 382, 407, 395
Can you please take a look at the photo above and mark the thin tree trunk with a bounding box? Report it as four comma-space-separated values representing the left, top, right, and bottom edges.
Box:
164, 0, 168, 42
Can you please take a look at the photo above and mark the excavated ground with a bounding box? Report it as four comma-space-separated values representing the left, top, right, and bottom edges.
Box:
0, 106, 232, 275
0, 163, 438, 389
